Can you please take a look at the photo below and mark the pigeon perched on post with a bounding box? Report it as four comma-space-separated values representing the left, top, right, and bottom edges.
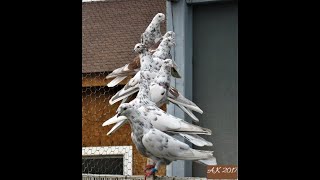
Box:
101, 13, 215, 178
116, 103, 216, 178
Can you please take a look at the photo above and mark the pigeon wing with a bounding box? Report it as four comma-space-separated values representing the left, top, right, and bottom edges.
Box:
142, 129, 213, 161
106, 56, 140, 87
140, 106, 211, 135
109, 72, 140, 105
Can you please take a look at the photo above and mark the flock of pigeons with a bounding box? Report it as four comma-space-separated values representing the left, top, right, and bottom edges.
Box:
102, 13, 216, 178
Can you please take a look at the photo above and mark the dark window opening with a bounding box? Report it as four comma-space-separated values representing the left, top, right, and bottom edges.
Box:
82, 155, 123, 175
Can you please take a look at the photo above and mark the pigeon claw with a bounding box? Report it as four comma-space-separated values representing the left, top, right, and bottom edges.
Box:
144, 168, 158, 179
144, 164, 155, 172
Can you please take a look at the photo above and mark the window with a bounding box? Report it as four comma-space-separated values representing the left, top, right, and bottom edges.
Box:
82, 146, 133, 175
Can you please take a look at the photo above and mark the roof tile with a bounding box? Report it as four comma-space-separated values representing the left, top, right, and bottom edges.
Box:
82, 0, 166, 73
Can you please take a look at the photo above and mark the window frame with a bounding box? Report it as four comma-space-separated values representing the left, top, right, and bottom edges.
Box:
82, 146, 133, 175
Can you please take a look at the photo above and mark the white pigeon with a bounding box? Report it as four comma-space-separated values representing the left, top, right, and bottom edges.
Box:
149, 59, 202, 122
149, 59, 173, 106
149, 30, 181, 78
151, 33, 175, 61
106, 31, 179, 88
148, 59, 199, 116
141, 13, 165, 48
116, 103, 216, 177
104, 71, 212, 147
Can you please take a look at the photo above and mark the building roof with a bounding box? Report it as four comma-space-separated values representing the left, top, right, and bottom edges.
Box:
82, 0, 166, 73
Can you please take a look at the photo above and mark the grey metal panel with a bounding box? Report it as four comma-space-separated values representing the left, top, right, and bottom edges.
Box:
166, 0, 193, 177
192, 1, 238, 177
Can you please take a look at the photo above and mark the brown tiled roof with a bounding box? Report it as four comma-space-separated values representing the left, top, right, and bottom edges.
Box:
82, 0, 166, 73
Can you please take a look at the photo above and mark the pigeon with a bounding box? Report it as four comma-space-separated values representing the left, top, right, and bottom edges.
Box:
116, 103, 216, 177
150, 30, 181, 78
148, 59, 203, 121
148, 59, 200, 113
103, 72, 212, 147
106, 31, 179, 88
149, 30, 181, 78
148, 60, 211, 146
149, 59, 173, 106
141, 13, 165, 48
151, 34, 174, 61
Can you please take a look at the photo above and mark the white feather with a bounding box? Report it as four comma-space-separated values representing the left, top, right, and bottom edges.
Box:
178, 133, 213, 147
107, 119, 127, 136
102, 115, 127, 127
168, 97, 203, 114
107, 76, 127, 87
176, 104, 199, 122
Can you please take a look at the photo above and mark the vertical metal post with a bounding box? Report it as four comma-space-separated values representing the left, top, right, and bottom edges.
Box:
166, 0, 193, 177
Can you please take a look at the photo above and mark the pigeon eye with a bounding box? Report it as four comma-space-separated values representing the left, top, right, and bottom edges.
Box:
123, 107, 127, 111
137, 46, 140, 48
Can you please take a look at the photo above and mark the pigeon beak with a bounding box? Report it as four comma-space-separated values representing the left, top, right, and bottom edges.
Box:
117, 113, 121, 118
132, 49, 135, 53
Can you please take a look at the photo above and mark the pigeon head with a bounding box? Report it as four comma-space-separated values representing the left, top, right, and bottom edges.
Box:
163, 31, 175, 39
162, 59, 178, 69
154, 13, 165, 22
162, 59, 176, 68
117, 103, 134, 117
133, 43, 147, 53
162, 37, 175, 47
